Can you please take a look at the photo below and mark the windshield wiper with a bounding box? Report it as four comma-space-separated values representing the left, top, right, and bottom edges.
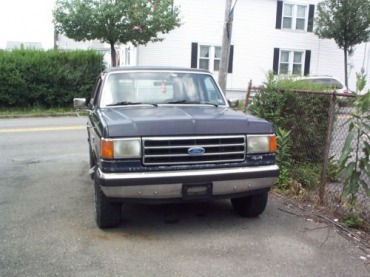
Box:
200, 102, 219, 107
107, 101, 157, 107
166, 100, 199, 104
166, 100, 218, 107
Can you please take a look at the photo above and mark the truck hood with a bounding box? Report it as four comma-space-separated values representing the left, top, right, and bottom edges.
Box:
99, 106, 274, 137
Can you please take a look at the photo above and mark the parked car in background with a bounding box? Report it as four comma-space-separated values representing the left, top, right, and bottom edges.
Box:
74, 66, 279, 229
294, 76, 351, 94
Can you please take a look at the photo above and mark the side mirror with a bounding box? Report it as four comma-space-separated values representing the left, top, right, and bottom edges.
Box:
228, 98, 240, 108
73, 98, 86, 109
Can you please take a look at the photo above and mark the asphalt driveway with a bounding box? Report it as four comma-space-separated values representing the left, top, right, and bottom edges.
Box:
0, 117, 368, 276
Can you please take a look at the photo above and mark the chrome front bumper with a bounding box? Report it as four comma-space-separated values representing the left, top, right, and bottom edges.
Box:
97, 165, 279, 200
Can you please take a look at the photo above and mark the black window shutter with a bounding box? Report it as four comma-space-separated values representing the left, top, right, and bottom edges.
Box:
228, 45, 234, 73
304, 50, 311, 76
276, 1, 283, 29
273, 48, 280, 75
191, 42, 198, 68
307, 5, 315, 32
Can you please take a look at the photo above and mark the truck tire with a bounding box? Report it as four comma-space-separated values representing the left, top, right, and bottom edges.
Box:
94, 174, 121, 228
231, 191, 268, 217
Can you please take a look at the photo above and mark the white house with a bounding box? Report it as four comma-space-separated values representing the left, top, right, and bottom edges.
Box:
57, 0, 370, 92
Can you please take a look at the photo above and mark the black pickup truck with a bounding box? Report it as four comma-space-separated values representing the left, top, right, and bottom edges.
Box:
74, 66, 279, 228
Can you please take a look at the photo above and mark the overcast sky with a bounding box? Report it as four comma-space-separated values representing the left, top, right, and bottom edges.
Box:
0, 0, 56, 49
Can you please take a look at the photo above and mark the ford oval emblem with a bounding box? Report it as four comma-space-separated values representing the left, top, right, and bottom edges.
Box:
188, 147, 205, 155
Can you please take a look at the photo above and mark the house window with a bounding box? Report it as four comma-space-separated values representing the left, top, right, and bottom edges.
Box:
282, 4, 307, 30
199, 45, 222, 72
214, 47, 221, 71
199, 46, 210, 70
191, 43, 234, 73
279, 51, 290, 74
276, 1, 315, 32
274, 48, 311, 76
292, 51, 303, 74
296, 5, 307, 30
282, 4, 293, 29
273, 48, 311, 76
278, 50, 304, 75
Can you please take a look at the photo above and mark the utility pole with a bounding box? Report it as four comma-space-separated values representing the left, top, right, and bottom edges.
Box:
218, 0, 236, 95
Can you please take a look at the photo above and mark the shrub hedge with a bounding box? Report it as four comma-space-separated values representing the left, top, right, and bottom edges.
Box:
249, 72, 331, 165
0, 49, 105, 108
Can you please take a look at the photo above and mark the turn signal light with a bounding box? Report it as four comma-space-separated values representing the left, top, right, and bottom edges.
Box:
269, 135, 277, 152
101, 139, 114, 159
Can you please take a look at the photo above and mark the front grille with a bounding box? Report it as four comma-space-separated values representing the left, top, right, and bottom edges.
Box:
142, 136, 246, 165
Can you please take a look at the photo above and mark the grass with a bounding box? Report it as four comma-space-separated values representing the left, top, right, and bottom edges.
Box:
0, 107, 78, 118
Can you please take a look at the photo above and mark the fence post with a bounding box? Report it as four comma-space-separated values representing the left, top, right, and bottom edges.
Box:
319, 92, 336, 205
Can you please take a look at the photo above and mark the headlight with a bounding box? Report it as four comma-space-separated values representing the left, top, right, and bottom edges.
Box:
247, 135, 276, 154
101, 138, 141, 159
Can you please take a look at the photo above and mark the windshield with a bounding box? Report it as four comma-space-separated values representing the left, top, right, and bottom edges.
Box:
100, 71, 226, 107
295, 78, 344, 89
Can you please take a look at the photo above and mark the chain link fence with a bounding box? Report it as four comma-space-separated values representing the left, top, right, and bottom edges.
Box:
329, 97, 369, 221
244, 88, 369, 221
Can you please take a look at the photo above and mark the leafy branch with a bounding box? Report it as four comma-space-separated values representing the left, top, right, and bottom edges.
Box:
338, 74, 370, 201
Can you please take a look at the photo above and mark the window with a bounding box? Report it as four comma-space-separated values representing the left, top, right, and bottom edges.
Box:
296, 5, 307, 30
282, 4, 307, 30
292, 51, 303, 75
279, 50, 303, 75
279, 51, 290, 74
199, 46, 210, 70
274, 49, 307, 75
282, 4, 293, 29
276, 1, 315, 32
191, 43, 234, 73
214, 47, 221, 71
90, 78, 102, 107
199, 45, 222, 72
100, 72, 226, 107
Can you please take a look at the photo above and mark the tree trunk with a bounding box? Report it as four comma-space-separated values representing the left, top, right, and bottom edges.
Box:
110, 42, 117, 67
344, 47, 348, 89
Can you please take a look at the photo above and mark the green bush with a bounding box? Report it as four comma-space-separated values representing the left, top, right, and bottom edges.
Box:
249, 73, 332, 191
250, 73, 331, 165
0, 49, 104, 108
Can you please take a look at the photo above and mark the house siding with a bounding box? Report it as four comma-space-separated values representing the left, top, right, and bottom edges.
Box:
137, 0, 225, 67
54, 0, 370, 92
136, 0, 369, 92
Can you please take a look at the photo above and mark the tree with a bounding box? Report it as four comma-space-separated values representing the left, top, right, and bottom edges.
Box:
315, 0, 370, 88
53, 0, 181, 67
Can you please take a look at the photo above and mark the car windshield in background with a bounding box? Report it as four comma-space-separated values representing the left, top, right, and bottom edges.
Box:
295, 78, 344, 89
100, 71, 226, 107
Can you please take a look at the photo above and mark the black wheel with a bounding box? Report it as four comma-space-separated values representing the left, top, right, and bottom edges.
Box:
94, 174, 121, 228
231, 191, 268, 217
